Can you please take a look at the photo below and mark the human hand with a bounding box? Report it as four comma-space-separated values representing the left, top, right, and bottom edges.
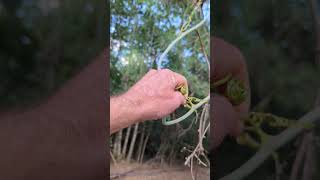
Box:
211, 37, 251, 148
124, 69, 187, 121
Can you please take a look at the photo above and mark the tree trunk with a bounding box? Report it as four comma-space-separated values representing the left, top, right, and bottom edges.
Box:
136, 123, 145, 162
114, 130, 123, 160
302, 134, 315, 180
118, 129, 123, 158
112, 134, 117, 158
168, 146, 176, 166
140, 127, 150, 164
127, 123, 139, 162
156, 130, 170, 165
122, 126, 132, 158
110, 151, 117, 165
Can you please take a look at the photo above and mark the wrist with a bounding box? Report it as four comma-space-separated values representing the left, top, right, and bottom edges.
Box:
120, 91, 143, 122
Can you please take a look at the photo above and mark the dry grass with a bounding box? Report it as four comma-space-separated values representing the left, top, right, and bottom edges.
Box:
110, 161, 209, 180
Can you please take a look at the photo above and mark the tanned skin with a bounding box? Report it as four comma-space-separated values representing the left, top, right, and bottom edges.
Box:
0, 49, 107, 180
110, 69, 187, 134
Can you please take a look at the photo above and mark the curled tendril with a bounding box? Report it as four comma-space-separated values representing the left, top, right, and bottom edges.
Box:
162, 95, 209, 125
162, 84, 208, 125
176, 84, 189, 98
212, 74, 247, 106
180, 0, 203, 33
225, 78, 247, 106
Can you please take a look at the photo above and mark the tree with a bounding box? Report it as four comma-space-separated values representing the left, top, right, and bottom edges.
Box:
110, 0, 210, 171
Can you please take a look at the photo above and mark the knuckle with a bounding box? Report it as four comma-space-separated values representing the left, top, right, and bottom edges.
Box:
181, 76, 187, 82
161, 69, 172, 74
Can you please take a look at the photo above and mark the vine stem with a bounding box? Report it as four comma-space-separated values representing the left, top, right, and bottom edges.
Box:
220, 107, 320, 180
162, 95, 209, 125
157, 14, 209, 70
157, 13, 209, 125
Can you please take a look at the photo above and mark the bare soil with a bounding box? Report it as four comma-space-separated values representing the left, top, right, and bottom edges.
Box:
110, 162, 210, 180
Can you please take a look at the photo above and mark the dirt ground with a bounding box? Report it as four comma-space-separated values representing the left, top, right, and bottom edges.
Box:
110, 162, 210, 180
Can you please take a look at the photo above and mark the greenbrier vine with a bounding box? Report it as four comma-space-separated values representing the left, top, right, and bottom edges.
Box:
162, 96, 210, 125
157, 14, 209, 70
158, 12, 209, 126
179, 0, 203, 33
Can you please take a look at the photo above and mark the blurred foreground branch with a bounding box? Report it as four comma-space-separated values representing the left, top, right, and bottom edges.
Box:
220, 107, 320, 180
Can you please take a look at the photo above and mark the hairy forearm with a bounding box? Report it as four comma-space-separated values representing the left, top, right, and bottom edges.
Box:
0, 51, 107, 179
0, 111, 105, 179
110, 93, 141, 134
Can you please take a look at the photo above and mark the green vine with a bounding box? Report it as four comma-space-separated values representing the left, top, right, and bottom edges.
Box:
179, 0, 203, 34
162, 83, 209, 125
212, 74, 247, 106
158, 8, 209, 126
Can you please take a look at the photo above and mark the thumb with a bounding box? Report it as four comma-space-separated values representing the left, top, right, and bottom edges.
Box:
212, 95, 242, 148
172, 91, 186, 108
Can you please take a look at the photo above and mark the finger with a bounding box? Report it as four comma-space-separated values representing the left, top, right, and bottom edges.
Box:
173, 91, 187, 105
212, 95, 243, 148
212, 37, 245, 80
172, 72, 188, 89
142, 69, 157, 80
159, 69, 188, 89
169, 92, 186, 110
159, 92, 185, 118
211, 36, 251, 118
216, 95, 243, 137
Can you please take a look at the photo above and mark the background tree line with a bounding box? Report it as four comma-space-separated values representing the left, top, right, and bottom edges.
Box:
110, 0, 210, 166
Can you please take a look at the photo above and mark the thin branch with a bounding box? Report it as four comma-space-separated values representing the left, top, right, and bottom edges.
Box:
183, 105, 210, 180
110, 151, 117, 165
196, 30, 210, 72
220, 107, 320, 180
178, 115, 197, 138
290, 135, 308, 180
302, 134, 315, 180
